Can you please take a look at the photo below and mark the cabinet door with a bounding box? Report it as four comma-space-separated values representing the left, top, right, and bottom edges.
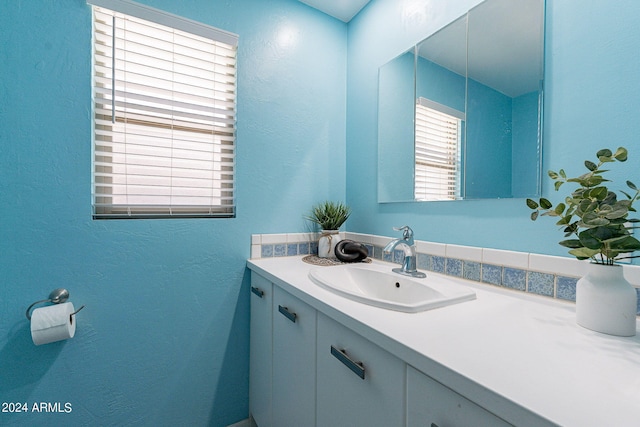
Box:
316, 312, 405, 427
249, 273, 273, 427
272, 286, 317, 427
407, 365, 513, 427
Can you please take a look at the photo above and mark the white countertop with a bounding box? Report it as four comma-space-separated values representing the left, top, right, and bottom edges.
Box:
247, 256, 640, 427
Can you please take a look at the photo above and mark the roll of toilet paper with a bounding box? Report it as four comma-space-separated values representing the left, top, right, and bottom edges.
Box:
30, 302, 77, 345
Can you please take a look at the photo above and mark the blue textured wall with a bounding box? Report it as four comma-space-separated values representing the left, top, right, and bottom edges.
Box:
0, 0, 345, 425
512, 90, 540, 197
378, 51, 415, 202
465, 78, 513, 198
347, 0, 640, 258
3, 0, 640, 425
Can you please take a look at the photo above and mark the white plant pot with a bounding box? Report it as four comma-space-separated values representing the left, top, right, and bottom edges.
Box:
318, 230, 341, 259
576, 263, 637, 337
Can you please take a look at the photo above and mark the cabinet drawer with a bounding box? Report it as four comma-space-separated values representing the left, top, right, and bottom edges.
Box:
272, 286, 317, 427
407, 365, 512, 427
316, 312, 405, 427
249, 273, 273, 427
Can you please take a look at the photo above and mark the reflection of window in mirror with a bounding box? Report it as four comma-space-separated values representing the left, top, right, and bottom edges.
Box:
414, 97, 464, 201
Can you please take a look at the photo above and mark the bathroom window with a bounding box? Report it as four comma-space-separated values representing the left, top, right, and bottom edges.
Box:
414, 97, 463, 201
90, 0, 238, 219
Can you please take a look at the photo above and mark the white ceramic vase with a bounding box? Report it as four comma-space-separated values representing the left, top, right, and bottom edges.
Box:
318, 230, 341, 259
576, 263, 637, 337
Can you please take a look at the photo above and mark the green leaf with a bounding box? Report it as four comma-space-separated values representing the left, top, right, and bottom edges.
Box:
556, 214, 573, 226
584, 175, 606, 187
559, 169, 567, 178
554, 203, 566, 215
605, 205, 630, 220
614, 147, 628, 162
540, 198, 552, 209
588, 226, 616, 241
628, 180, 638, 191
579, 229, 604, 249
597, 148, 613, 161
609, 235, 640, 251
548, 170, 558, 179
587, 187, 608, 200
581, 215, 610, 227
554, 181, 563, 191
530, 211, 539, 221
568, 247, 600, 259
526, 198, 539, 209
602, 191, 617, 205
577, 199, 597, 215
585, 160, 597, 171
559, 239, 583, 248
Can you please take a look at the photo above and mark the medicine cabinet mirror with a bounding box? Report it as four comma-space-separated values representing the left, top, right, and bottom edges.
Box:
378, 0, 545, 203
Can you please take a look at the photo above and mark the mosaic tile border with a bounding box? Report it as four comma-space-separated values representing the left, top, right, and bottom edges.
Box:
251, 232, 640, 315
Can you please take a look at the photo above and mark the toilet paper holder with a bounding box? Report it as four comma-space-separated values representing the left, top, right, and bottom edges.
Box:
26, 288, 85, 321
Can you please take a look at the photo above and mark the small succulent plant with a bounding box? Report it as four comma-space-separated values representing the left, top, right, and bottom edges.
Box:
306, 201, 351, 231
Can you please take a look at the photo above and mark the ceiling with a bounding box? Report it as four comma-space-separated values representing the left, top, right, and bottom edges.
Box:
297, 0, 372, 22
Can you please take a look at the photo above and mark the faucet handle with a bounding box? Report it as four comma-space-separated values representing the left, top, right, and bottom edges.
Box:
392, 226, 414, 241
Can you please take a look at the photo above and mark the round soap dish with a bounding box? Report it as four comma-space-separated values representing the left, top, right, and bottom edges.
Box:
302, 254, 371, 267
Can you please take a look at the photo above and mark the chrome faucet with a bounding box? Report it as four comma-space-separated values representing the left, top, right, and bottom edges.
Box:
383, 226, 426, 278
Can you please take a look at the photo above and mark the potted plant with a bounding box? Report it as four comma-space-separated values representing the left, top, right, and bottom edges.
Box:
526, 147, 640, 336
306, 201, 351, 258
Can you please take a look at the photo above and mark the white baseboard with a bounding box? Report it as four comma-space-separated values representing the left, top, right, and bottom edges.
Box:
227, 418, 252, 427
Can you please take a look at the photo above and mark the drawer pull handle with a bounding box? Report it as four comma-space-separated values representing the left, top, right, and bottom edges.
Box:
331, 345, 365, 379
251, 286, 264, 298
278, 305, 297, 323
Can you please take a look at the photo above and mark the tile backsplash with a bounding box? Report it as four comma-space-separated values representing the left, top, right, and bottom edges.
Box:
251, 232, 640, 314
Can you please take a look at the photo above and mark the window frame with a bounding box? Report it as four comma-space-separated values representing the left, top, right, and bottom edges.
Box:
414, 97, 464, 202
89, 0, 238, 219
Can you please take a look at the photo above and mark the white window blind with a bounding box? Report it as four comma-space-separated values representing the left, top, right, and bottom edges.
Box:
414, 97, 463, 201
90, 0, 238, 219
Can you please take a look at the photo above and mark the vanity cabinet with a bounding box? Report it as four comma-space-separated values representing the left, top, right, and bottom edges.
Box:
249, 270, 525, 427
272, 286, 317, 427
316, 312, 405, 427
407, 365, 512, 427
249, 273, 273, 427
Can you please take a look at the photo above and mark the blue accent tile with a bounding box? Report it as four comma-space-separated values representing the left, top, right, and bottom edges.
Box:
261, 244, 274, 258
527, 271, 554, 297
482, 264, 502, 286
431, 256, 445, 273
446, 258, 463, 277
556, 276, 578, 301
417, 253, 430, 270
393, 249, 405, 264
274, 244, 287, 257
364, 244, 374, 258
298, 242, 310, 255
463, 261, 481, 282
503, 267, 526, 291
254, 234, 639, 315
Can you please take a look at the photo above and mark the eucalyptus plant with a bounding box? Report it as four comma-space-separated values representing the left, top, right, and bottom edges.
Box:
306, 201, 351, 231
526, 147, 640, 265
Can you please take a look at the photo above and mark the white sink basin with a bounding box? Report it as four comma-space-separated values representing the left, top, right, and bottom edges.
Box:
308, 262, 476, 313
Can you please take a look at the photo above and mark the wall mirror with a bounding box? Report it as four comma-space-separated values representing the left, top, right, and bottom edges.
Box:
378, 0, 545, 203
